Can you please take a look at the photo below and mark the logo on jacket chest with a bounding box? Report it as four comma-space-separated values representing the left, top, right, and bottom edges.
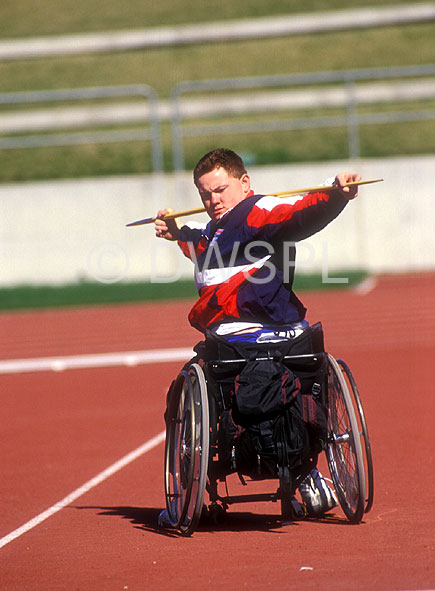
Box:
209, 228, 224, 246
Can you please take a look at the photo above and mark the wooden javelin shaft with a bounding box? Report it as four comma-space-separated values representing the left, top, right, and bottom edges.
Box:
126, 178, 383, 227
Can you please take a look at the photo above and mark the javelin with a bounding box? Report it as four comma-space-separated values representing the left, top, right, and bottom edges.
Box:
126, 178, 383, 227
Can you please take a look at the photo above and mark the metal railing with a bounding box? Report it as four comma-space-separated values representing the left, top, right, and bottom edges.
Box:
0, 85, 163, 173
1, 65, 435, 175
170, 64, 435, 170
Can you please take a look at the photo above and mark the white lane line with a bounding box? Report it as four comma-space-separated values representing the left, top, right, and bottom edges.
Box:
0, 429, 166, 550
0, 347, 194, 374
353, 276, 378, 295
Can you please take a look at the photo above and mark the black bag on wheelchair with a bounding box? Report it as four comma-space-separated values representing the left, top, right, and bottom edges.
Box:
202, 323, 329, 480
231, 357, 310, 479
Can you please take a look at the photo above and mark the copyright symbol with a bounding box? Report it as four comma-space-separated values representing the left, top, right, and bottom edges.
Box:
87, 242, 129, 284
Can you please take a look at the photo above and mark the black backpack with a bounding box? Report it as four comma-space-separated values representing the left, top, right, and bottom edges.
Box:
201, 324, 328, 481
230, 357, 311, 480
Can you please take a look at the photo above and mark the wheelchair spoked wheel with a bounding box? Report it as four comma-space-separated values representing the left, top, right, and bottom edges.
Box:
164, 363, 209, 536
337, 359, 374, 513
179, 364, 210, 536
325, 354, 366, 523
164, 370, 195, 529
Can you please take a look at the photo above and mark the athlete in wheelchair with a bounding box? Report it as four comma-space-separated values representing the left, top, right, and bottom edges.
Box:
154, 148, 374, 535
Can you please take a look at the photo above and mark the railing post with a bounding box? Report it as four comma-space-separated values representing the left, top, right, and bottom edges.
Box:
170, 87, 185, 172
345, 80, 360, 160
145, 86, 164, 173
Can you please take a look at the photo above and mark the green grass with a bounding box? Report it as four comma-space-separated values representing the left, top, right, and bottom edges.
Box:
0, 271, 368, 311
0, 0, 424, 38
0, 280, 197, 311
1, 23, 434, 95
0, 4, 434, 182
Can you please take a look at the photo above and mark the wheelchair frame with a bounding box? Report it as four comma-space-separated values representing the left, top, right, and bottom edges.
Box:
163, 352, 374, 536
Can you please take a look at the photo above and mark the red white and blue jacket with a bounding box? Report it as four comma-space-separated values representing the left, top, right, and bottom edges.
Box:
177, 189, 347, 333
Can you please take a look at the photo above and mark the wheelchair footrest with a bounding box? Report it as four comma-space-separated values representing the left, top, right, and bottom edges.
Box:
217, 492, 280, 505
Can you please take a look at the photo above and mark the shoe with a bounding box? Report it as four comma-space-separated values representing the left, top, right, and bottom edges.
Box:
158, 508, 176, 528
298, 468, 338, 517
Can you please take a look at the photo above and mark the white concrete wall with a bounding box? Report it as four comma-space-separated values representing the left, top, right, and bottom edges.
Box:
0, 155, 434, 286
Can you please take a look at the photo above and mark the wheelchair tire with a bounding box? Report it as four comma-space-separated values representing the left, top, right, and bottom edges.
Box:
164, 363, 209, 536
325, 354, 366, 523
337, 359, 374, 513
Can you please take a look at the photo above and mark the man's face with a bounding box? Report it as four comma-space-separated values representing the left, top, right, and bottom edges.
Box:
196, 166, 251, 222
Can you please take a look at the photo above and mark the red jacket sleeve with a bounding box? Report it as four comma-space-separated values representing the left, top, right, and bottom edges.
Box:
246, 190, 348, 242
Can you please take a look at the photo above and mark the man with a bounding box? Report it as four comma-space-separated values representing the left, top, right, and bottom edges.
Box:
155, 148, 361, 518
155, 148, 360, 339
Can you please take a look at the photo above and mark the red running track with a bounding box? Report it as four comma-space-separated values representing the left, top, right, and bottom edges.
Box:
0, 273, 434, 590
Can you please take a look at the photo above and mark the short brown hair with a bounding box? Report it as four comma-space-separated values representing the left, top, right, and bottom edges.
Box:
193, 148, 247, 186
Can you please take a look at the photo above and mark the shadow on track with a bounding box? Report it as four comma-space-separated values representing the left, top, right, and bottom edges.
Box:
73, 505, 354, 536
73, 505, 180, 537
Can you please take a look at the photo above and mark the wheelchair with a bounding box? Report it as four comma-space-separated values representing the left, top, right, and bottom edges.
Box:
162, 328, 374, 536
